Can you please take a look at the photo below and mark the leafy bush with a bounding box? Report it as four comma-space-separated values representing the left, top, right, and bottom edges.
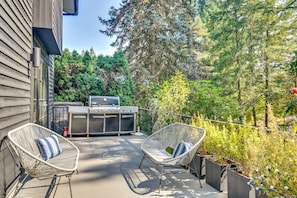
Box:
54, 49, 135, 105
192, 116, 297, 197
249, 130, 297, 197
152, 71, 190, 124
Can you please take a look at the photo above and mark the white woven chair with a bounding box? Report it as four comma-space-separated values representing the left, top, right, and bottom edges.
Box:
139, 122, 206, 189
7, 123, 80, 197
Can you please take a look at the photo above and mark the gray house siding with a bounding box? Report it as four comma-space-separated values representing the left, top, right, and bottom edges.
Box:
0, 0, 33, 137
0, 1, 33, 196
0, 0, 74, 196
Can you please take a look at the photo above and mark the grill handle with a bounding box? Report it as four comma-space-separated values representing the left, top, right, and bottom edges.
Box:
122, 115, 134, 118
73, 115, 87, 119
92, 116, 105, 119
105, 115, 118, 118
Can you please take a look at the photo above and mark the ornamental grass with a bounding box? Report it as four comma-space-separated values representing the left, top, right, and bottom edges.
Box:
192, 116, 297, 197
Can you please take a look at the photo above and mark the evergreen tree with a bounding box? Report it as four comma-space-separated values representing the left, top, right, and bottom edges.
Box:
99, 0, 207, 99
204, 0, 297, 127
205, 0, 246, 123
54, 49, 135, 105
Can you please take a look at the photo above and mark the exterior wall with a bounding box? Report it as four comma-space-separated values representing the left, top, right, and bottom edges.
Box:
33, 0, 63, 55
0, 1, 33, 196
0, 0, 66, 196
0, 0, 33, 138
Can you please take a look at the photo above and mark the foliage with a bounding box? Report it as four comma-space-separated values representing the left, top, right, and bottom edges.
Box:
145, 75, 245, 126
96, 0, 297, 128
286, 95, 297, 115
54, 49, 135, 105
202, 0, 297, 127
137, 110, 153, 135
151, 71, 190, 123
192, 115, 297, 197
186, 80, 240, 121
193, 116, 250, 168
99, 0, 210, 102
249, 130, 297, 197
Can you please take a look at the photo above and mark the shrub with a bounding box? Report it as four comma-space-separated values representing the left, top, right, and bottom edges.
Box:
192, 116, 297, 196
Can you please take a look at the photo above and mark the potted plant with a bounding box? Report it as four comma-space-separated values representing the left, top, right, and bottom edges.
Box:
193, 118, 237, 192
189, 151, 210, 179
249, 129, 297, 197
224, 122, 257, 198
193, 115, 297, 197
193, 117, 260, 196
190, 118, 213, 179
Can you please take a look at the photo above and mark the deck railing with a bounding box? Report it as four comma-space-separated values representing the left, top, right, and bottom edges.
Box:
52, 104, 294, 135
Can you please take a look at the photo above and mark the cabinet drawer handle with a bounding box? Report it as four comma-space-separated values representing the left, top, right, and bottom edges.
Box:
92, 116, 104, 119
105, 115, 117, 118
122, 115, 134, 118
73, 115, 86, 119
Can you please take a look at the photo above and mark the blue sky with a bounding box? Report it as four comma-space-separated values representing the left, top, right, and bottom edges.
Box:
63, 0, 121, 55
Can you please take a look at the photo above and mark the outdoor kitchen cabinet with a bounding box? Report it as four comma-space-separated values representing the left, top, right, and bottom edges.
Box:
68, 97, 138, 137
68, 106, 89, 136
120, 114, 135, 132
89, 114, 104, 134
70, 114, 88, 134
68, 112, 137, 136
105, 114, 120, 133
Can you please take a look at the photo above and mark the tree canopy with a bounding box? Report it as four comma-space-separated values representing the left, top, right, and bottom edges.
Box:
55, 0, 297, 129
54, 49, 135, 105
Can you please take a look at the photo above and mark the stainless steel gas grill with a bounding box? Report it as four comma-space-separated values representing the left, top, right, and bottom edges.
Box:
68, 96, 138, 137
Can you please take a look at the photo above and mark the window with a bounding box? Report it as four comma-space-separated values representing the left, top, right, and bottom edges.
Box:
33, 51, 49, 127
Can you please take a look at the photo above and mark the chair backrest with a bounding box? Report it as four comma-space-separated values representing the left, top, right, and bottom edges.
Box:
8, 123, 56, 157
142, 123, 206, 166
7, 123, 79, 179
151, 123, 205, 149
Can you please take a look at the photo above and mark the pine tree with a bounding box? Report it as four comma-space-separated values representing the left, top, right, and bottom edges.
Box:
99, 0, 207, 95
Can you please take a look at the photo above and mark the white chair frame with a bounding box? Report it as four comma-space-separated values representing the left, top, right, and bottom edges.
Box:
139, 122, 206, 190
7, 123, 80, 198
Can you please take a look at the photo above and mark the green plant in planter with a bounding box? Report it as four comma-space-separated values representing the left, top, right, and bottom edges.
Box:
193, 117, 223, 160
249, 129, 297, 197
192, 115, 297, 197
226, 121, 262, 175
193, 117, 248, 166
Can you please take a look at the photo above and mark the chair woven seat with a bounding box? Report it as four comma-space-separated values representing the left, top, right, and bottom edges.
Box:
7, 123, 79, 197
139, 122, 206, 189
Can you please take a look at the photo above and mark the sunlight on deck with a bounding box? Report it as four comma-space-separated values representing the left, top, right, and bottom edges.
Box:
16, 135, 227, 198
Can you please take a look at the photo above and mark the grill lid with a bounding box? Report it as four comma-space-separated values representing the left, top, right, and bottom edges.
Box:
89, 96, 120, 107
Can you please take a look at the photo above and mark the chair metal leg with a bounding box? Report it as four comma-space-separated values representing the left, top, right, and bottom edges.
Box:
52, 176, 61, 198
45, 175, 57, 198
196, 169, 203, 188
138, 155, 145, 168
159, 165, 164, 193
67, 175, 73, 198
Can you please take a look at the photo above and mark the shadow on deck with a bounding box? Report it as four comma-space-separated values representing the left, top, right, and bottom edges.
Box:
15, 135, 227, 198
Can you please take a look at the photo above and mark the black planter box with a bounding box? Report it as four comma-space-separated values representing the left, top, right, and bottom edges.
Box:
205, 158, 228, 192
189, 154, 208, 179
227, 169, 251, 198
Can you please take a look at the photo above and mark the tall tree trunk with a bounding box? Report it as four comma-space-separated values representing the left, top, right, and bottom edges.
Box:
249, 18, 257, 126
234, 7, 243, 123
238, 77, 242, 122
251, 64, 257, 126
264, 29, 269, 128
